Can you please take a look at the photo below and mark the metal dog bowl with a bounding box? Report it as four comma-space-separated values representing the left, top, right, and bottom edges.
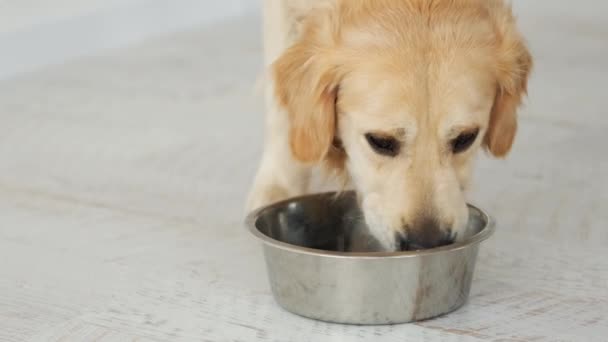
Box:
246, 191, 495, 325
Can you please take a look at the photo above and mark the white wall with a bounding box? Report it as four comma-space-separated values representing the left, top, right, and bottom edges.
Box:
7, 0, 598, 81
0, 0, 259, 80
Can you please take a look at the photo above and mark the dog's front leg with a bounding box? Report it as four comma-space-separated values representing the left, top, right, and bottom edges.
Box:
246, 0, 312, 211
246, 79, 312, 211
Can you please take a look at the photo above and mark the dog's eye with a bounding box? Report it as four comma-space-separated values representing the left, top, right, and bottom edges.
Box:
365, 133, 400, 157
451, 129, 479, 154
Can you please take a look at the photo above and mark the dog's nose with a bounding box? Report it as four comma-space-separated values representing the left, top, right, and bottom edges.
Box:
398, 217, 453, 250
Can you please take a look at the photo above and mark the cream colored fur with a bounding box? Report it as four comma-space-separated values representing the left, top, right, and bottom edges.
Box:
248, 0, 531, 251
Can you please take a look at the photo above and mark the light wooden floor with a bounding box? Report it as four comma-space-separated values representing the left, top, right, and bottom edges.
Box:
1, 2, 607, 341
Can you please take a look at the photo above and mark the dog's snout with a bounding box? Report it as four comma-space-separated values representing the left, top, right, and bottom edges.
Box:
398, 216, 453, 250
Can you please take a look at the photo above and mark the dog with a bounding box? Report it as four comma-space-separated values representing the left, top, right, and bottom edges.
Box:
248, 0, 532, 251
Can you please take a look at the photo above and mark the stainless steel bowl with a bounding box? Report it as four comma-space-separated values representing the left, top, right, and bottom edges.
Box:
246, 191, 494, 325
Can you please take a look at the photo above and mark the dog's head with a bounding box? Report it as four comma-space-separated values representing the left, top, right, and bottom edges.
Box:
273, 0, 532, 250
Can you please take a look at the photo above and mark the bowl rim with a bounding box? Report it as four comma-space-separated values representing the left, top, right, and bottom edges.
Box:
245, 191, 495, 259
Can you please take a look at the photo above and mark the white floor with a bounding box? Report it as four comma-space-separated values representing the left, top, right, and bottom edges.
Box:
1, 2, 607, 341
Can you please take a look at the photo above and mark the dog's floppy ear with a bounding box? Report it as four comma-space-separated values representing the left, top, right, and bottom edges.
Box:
484, 5, 533, 158
272, 10, 340, 163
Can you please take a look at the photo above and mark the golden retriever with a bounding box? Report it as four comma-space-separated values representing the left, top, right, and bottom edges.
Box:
248, 0, 532, 251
